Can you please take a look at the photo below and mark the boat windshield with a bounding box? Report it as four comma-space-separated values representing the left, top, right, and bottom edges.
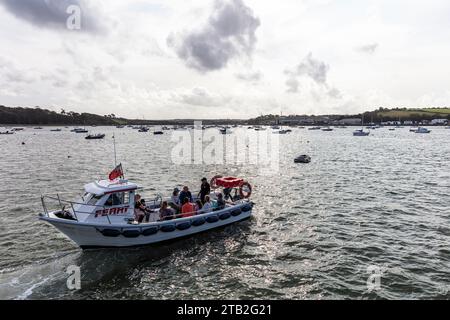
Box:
86, 194, 103, 205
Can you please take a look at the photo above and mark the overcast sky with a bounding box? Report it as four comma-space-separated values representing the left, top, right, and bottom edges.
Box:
1, 0, 450, 119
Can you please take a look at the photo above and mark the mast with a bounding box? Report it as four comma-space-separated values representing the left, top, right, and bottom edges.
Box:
113, 132, 117, 167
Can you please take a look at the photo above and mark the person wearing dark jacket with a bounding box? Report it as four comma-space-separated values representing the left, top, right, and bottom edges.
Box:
179, 186, 193, 204
198, 177, 211, 204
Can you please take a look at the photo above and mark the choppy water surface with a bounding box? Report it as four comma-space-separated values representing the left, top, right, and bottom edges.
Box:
0, 126, 449, 300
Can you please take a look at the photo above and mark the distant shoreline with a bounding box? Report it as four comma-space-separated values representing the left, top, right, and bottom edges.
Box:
1, 105, 449, 126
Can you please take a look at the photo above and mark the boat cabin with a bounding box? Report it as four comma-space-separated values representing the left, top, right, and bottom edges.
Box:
74, 179, 139, 223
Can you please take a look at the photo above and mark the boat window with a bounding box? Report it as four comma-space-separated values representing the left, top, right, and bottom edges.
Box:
123, 192, 130, 204
87, 194, 102, 206
104, 192, 130, 207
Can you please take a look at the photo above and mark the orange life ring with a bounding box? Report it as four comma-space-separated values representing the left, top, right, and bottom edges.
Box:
210, 175, 223, 189
239, 181, 252, 199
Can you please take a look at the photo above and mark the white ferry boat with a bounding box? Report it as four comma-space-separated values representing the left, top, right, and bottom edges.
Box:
414, 127, 431, 134
38, 170, 254, 249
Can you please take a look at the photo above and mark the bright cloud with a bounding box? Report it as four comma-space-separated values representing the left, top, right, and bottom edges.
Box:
1, 0, 450, 119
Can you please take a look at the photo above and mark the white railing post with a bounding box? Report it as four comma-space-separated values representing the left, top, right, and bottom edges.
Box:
70, 202, 79, 221
41, 196, 48, 216
56, 194, 63, 210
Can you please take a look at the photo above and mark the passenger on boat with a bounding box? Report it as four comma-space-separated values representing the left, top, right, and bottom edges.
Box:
140, 199, 157, 222
134, 194, 146, 223
194, 199, 203, 213
181, 197, 195, 218
216, 193, 226, 211
170, 188, 180, 211
223, 187, 232, 201
159, 201, 175, 221
179, 186, 193, 204
198, 178, 211, 203
201, 195, 213, 213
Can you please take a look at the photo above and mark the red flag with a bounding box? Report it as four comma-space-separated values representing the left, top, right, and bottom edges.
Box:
108, 163, 123, 181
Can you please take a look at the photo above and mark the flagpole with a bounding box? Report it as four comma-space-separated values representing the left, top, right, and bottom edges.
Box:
113, 131, 117, 167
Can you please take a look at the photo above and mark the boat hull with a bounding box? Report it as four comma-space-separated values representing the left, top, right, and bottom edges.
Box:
40, 208, 252, 248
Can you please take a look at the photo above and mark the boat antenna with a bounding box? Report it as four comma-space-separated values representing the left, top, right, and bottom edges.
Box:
112, 132, 125, 179
113, 131, 117, 167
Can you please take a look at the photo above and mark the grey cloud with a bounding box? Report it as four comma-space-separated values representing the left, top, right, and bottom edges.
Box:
285, 76, 300, 93
0, 57, 35, 84
327, 87, 342, 99
356, 43, 379, 54
167, 0, 260, 72
41, 74, 68, 88
0, 0, 107, 33
285, 53, 342, 99
295, 53, 329, 84
40, 68, 72, 88
284, 53, 330, 93
4, 72, 34, 84
235, 71, 262, 82
176, 87, 230, 107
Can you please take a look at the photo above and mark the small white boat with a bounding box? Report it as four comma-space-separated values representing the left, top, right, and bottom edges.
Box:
353, 129, 370, 136
414, 127, 431, 134
321, 127, 333, 131
272, 123, 291, 134
273, 130, 288, 134
308, 126, 321, 130
38, 172, 254, 249
72, 128, 88, 133
353, 115, 369, 136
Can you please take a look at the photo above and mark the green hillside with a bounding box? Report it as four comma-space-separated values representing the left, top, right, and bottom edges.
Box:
367, 108, 450, 122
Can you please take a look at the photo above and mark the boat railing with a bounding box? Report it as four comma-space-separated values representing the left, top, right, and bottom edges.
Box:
40, 194, 132, 224
138, 199, 251, 224
41, 193, 251, 225
41, 194, 80, 222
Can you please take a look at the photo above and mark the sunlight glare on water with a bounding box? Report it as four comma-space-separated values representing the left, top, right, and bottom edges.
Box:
0, 126, 449, 299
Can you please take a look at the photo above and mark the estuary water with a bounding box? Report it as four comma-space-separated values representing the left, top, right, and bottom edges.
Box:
0, 126, 449, 300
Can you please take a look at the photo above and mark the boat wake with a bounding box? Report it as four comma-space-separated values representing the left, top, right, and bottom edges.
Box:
0, 251, 79, 300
